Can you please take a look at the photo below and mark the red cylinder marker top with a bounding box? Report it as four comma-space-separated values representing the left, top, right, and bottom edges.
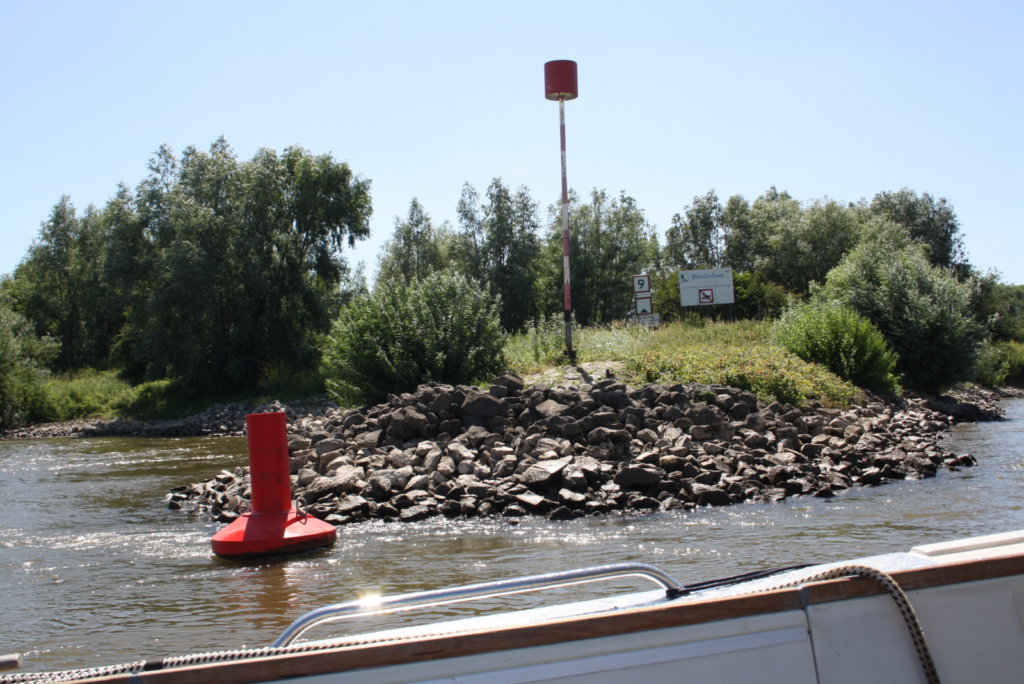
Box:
247, 412, 292, 515
544, 60, 578, 100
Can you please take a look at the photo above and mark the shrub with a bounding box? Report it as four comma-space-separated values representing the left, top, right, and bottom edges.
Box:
816, 243, 986, 394
733, 271, 789, 319
1003, 341, 1024, 387
320, 270, 506, 404
973, 342, 1010, 387
0, 294, 59, 427
771, 301, 899, 393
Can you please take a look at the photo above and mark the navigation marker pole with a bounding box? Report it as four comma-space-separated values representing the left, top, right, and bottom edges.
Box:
545, 60, 579, 364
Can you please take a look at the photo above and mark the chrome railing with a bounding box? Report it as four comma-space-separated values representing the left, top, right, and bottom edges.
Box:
272, 562, 684, 648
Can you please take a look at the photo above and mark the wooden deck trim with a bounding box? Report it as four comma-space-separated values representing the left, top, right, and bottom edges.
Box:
72, 552, 1024, 684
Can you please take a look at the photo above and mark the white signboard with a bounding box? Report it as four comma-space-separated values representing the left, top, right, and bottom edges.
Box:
638, 314, 660, 327
635, 296, 653, 315
631, 274, 651, 294
679, 268, 734, 306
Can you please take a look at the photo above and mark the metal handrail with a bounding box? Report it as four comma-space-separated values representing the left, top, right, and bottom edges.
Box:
272, 562, 684, 648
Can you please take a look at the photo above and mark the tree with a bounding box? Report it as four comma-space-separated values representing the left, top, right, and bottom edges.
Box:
759, 199, 861, 292
377, 199, 455, 285
96, 138, 372, 392
540, 189, 657, 325
456, 179, 541, 332
664, 190, 725, 269
870, 188, 967, 272
815, 242, 985, 394
12, 196, 118, 369
721, 194, 765, 273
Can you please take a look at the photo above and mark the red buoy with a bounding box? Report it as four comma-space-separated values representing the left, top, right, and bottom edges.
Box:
211, 412, 337, 560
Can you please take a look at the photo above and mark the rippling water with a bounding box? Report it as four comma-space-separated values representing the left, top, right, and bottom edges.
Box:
3, 400, 1024, 673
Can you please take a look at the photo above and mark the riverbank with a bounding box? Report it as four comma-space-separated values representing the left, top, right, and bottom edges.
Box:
166, 373, 1021, 525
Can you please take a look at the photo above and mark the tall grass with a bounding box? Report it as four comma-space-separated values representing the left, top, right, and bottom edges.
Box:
20, 364, 332, 425
507, 318, 855, 406
626, 321, 855, 406
505, 315, 655, 375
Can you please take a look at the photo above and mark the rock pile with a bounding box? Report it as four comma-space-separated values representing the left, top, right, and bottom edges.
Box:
171, 372, 986, 525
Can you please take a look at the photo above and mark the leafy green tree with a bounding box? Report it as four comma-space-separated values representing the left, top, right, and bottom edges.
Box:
11, 197, 119, 369
103, 139, 372, 392
870, 188, 967, 272
664, 190, 725, 269
540, 189, 657, 325
971, 270, 1024, 342
377, 199, 456, 285
721, 194, 766, 274
759, 199, 862, 292
456, 179, 541, 332
815, 242, 985, 394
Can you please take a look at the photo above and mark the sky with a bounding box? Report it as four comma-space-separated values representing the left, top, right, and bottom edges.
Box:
2, 1, 1022, 284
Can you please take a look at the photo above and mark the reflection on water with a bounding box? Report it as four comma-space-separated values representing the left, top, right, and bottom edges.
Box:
2, 401, 1024, 672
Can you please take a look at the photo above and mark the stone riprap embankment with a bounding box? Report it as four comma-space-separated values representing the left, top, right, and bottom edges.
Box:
170, 373, 1010, 525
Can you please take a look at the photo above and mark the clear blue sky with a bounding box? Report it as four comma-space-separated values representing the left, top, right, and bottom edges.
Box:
2, 1, 1021, 283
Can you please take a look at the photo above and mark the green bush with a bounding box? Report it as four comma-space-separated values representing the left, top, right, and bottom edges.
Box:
320, 270, 506, 404
974, 342, 1010, 387
980, 341, 1024, 387
0, 293, 59, 427
771, 301, 899, 393
733, 271, 789, 319
816, 243, 986, 394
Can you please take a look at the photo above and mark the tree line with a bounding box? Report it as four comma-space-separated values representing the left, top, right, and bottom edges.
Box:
2, 138, 372, 393
2, 138, 1023, 414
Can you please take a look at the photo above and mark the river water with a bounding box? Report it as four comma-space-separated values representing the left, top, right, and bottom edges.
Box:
3, 399, 1024, 673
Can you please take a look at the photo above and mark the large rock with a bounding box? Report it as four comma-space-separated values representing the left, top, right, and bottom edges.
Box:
535, 399, 569, 418
587, 427, 631, 445
336, 495, 369, 516
400, 505, 431, 523
314, 439, 345, 455
305, 470, 362, 502
613, 464, 662, 488
355, 430, 381, 449
462, 392, 502, 417
690, 484, 731, 506
493, 372, 525, 392
520, 457, 572, 486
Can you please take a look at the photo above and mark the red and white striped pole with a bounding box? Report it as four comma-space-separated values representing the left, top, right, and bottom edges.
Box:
545, 60, 579, 363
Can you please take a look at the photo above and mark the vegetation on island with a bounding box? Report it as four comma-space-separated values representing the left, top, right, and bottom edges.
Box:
2, 138, 1024, 427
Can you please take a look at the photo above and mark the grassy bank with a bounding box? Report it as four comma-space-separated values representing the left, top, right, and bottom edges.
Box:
24, 365, 327, 424
506, 319, 857, 407
27, 318, 1015, 426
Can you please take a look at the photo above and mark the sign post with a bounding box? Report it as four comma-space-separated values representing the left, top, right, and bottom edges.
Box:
545, 60, 579, 363
679, 268, 734, 307
632, 273, 660, 327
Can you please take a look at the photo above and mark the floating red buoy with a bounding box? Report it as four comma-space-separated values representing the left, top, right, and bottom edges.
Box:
211, 412, 337, 560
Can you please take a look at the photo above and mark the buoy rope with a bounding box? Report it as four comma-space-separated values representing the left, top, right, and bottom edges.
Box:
755, 564, 941, 684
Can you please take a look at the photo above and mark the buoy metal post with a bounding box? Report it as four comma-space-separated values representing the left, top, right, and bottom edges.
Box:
544, 59, 579, 363
211, 412, 336, 559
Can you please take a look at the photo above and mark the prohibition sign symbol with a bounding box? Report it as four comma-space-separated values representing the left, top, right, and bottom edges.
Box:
698, 288, 715, 304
